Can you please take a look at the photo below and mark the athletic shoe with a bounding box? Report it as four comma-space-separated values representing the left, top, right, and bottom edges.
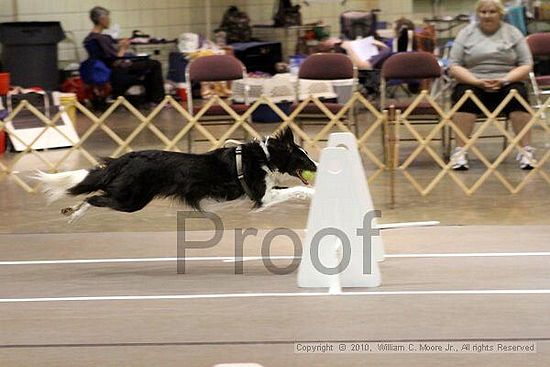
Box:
516, 145, 536, 170
450, 147, 469, 170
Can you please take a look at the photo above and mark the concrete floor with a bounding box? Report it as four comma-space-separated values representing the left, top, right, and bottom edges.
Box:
1, 227, 550, 366
0, 108, 549, 366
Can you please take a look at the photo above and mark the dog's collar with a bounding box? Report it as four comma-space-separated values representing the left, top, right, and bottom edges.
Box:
235, 145, 255, 200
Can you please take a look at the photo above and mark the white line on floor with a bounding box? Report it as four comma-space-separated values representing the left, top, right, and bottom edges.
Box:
1, 289, 550, 304
0, 256, 290, 265
387, 252, 550, 258
2, 252, 550, 266
0, 257, 213, 265
376, 221, 440, 229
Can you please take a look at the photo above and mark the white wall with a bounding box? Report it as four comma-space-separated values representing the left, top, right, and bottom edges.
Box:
412, 0, 477, 20
244, 0, 379, 37
0, 0, 14, 23
2, 0, 228, 65
1, 0, 381, 66
378, 0, 413, 24
0, 0, 477, 67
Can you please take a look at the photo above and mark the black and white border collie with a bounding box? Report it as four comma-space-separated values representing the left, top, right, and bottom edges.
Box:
36, 127, 317, 223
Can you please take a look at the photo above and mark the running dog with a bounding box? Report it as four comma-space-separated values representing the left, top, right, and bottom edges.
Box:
36, 127, 317, 223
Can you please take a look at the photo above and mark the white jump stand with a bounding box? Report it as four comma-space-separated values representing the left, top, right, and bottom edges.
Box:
327, 132, 385, 262
297, 133, 382, 289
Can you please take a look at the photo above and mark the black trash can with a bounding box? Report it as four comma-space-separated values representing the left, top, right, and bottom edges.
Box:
0, 22, 64, 91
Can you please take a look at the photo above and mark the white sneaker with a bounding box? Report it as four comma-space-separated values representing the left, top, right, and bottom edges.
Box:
516, 146, 536, 170
451, 147, 469, 170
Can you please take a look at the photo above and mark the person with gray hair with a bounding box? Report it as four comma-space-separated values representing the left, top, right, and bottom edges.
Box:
89, 6, 110, 26
448, 0, 535, 170
83, 6, 165, 104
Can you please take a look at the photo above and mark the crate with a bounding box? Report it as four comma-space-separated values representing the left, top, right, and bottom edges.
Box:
231, 41, 282, 75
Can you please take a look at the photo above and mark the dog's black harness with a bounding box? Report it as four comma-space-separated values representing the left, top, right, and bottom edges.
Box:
235, 145, 255, 199
235, 138, 271, 200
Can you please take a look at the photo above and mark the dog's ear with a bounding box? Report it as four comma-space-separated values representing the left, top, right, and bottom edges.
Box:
275, 127, 295, 145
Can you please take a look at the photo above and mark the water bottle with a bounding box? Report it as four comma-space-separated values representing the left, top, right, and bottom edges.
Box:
289, 56, 300, 75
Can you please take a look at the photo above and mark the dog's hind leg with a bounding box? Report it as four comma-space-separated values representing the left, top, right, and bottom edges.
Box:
59, 195, 116, 223
86, 193, 154, 213
60, 194, 138, 223
60, 191, 155, 223
85, 194, 136, 212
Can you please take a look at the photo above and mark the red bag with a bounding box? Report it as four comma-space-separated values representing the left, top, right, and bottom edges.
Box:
61, 76, 87, 102
0, 101, 6, 153
0, 131, 5, 153
415, 24, 436, 53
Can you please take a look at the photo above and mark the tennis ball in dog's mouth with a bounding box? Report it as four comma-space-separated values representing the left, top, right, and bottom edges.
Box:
301, 170, 316, 182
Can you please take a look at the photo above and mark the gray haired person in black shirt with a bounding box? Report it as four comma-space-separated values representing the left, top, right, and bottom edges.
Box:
83, 6, 165, 104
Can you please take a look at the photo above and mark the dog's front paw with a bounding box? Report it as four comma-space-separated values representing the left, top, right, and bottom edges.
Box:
294, 187, 315, 200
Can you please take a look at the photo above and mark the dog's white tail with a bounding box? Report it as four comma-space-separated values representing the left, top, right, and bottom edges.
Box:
34, 169, 89, 203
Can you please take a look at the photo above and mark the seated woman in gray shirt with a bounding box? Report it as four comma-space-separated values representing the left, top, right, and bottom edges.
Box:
449, 0, 535, 170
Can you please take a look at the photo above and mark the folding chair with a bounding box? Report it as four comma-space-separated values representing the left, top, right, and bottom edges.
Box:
526, 33, 550, 117
292, 53, 359, 138
380, 52, 444, 157
185, 54, 250, 151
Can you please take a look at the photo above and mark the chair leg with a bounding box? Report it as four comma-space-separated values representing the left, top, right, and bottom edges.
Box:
446, 127, 453, 161
345, 114, 352, 131
442, 123, 447, 160
529, 72, 546, 121
352, 105, 359, 137
243, 117, 250, 141
297, 118, 304, 144
381, 118, 387, 165
385, 107, 397, 209
503, 119, 509, 152
187, 129, 192, 153
345, 110, 355, 135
